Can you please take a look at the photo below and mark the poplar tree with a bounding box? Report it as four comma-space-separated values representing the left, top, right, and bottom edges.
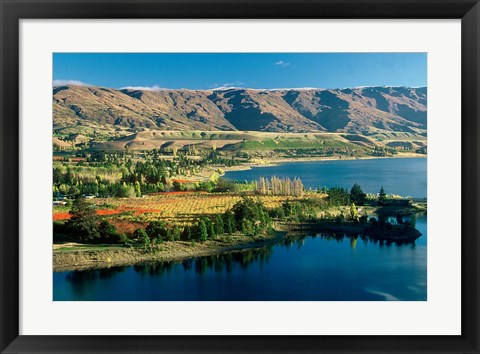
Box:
223, 210, 235, 235
349, 203, 359, 222
215, 214, 225, 235
198, 219, 208, 242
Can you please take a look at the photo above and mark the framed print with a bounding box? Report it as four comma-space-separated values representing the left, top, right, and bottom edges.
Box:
1, 0, 479, 353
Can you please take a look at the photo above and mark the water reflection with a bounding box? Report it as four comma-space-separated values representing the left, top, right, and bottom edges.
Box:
284, 231, 417, 250
185, 247, 275, 275
133, 260, 175, 276
64, 230, 419, 288
65, 266, 127, 296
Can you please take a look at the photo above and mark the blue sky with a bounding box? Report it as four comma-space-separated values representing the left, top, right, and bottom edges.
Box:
53, 53, 427, 90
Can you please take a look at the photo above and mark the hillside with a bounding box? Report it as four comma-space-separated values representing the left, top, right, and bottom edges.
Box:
53, 85, 427, 136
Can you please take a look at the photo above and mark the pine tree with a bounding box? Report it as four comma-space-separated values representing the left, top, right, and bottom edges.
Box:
350, 183, 366, 206
378, 186, 387, 205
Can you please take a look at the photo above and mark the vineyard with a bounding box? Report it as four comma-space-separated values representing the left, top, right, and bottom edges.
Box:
53, 191, 328, 227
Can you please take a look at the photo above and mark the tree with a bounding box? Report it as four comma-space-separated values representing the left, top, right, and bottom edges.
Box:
408, 214, 417, 228
241, 219, 254, 236
350, 183, 366, 206
327, 186, 350, 206
166, 228, 174, 241
223, 210, 235, 235
232, 198, 267, 227
68, 185, 81, 198
182, 225, 193, 240
134, 228, 150, 250
215, 214, 225, 235
349, 203, 358, 222
67, 197, 99, 241
378, 186, 387, 205
257, 176, 304, 196
98, 220, 118, 243
209, 219, 216, 239
203, 217, 216, 239
396, 213, 404, 225
231, 197, 271, 236
198, 219, 208, 242
134, 181, 142, 197
134, 227, 147, 239
116, 182, 136, 198
146, 221, 167, 243
172, 225, 181, 241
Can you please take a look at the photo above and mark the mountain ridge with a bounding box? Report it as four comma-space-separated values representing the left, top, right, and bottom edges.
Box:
53, 85, 427, 136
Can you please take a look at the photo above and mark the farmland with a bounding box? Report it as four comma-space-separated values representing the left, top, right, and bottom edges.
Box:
53, 191, 328, 227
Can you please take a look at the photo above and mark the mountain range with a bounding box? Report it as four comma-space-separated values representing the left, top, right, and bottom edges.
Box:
53, 85, 427, 135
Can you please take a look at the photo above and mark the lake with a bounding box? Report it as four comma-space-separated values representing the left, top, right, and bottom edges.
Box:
225, 157, 427, 198
53, 157, 427, 301
53, 214, 426, 301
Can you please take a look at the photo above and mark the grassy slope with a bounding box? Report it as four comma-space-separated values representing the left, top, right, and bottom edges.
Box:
82, 130, 426, 153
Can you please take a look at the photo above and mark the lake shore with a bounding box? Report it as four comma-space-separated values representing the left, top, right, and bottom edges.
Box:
264, 152, 426, 164
53, 231, 286, 272
216, 153, 427, 173
54, 210, 424, 272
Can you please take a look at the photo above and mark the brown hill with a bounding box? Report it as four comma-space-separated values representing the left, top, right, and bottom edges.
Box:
53, 85, 427, 135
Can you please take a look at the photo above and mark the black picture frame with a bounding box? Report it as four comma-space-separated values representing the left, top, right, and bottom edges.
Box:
1, 0, 479, 353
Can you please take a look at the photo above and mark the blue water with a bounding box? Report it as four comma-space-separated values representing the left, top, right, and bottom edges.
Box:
53, 214, 427, 301
224, 158, 427, 198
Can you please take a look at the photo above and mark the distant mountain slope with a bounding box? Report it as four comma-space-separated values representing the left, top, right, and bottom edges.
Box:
53, 85, 427, 135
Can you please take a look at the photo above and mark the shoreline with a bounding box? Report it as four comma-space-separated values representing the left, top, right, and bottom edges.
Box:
264, 152, 426, 164
218, 153, 427, 173
53, 231, 286, 272
54, 211, 424, 272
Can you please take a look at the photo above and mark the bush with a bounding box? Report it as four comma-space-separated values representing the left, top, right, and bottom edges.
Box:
196, 181, 215, 192
359, 215, 368, 224
173, 181, 186, 192
134, 228, 148, 240
335, 214, 345, 224
268, 207, 285, 219
213, 179, 238, 193
118, 233, 130, 244
116, 183, 136, 198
